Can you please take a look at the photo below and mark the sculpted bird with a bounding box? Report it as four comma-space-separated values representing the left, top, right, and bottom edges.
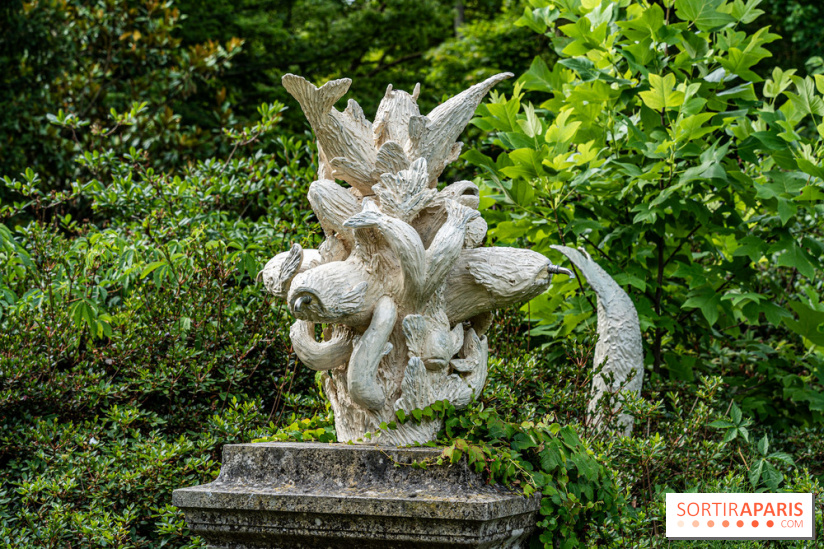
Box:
263, 73, 574, 444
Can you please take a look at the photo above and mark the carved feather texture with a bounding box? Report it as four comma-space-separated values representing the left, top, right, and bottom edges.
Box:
278, 244, 303, 292
336, 281, 369, 317
373, 158, 437, 222
394, 357, 432, 414
342, 198, 383, 229
374, 141, 410, 175
373, 84, 421, 151
551, 245, 644, 435
401, 314, 427, 357
281, 75, 351, 120
281, 74, 376, 194
269, 72, 560, 445
409, 73, 513, 185
283, 73, 511, 192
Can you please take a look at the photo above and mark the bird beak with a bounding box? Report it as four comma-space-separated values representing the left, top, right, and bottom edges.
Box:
548, 263, 575, 278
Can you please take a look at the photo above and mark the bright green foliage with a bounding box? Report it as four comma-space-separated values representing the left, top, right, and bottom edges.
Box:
466, 0, 824, 427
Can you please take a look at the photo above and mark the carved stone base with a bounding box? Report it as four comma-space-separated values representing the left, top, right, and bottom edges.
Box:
172, 442, 540, 548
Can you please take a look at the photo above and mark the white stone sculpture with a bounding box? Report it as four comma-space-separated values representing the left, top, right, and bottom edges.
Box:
261, 73, 574, 444
551, 246, 644, 435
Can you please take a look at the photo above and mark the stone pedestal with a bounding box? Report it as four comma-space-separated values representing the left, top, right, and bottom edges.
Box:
172, 442, 540, 548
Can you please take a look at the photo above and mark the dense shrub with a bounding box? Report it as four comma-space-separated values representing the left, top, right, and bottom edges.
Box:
467, 0, 824, 429
0, 103, 326, 546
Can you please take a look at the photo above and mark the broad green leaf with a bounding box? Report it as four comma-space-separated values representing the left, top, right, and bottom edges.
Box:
718, 46, 770, 82
777, 198, 797, 225
749, 459, 763, 487
502, 148, 547, 181
515, 6, 559, 34
784, 301, 824, 346
730, 0, 764, 23
544, 110, 581, 144
797, 158, 824, 181
140, 260, 167, 278
761, 462, 783, 490
520, 57, 555, 93
674, 0, 735, 31
558, 57, 600, 82
786, 76, 824, 117
640, 73, 685, 110
683, 286, 722, 326
675, 112, 716, 141
776, 244, 816, 279
617, 3, 665, 41
758, 301, 791, 326
517, 104, 543, 138
732, 235, 765, 261
767, 452, 795, 466
763, 67, 797, 98
730, 402, 743, 425
795, 185, 824, 202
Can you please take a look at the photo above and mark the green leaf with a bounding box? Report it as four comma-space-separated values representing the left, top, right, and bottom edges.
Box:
797, 158, 824, 181
719, 47, 765, 82
776, 244, 816, 279
639, 73, 685, 110
730, 0, 764, 23
777, 198, 797, 225
796, 185, 824, 202
730, 402, 743, 425
617, 3, 665, 41
786, 76, 824, 117
502, 148, 546, 182
683, 286, 722, 326
767, 452, 794, 466
674, 0, 735, 31
544, 110, 581, 144
761, 462, 783, 490
757, 434, 768, 455
784, 301, 824, 346
749, 459, 764, 487
558, 57, 599, 82
520, 57, 555, 93
764, 67, 797, 98
140, 260, 167, 279
675, 112, 717, 141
